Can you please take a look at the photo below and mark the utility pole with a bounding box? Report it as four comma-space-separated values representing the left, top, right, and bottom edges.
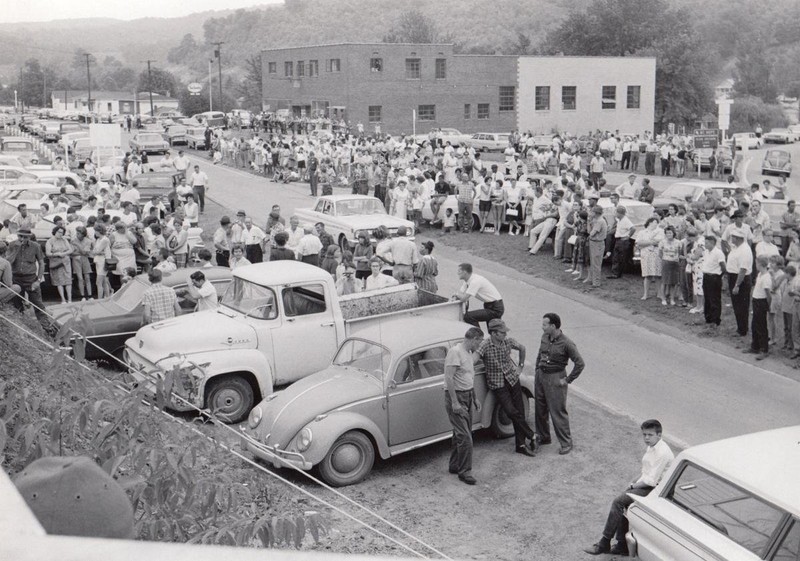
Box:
142, 60, 156, 117
212, 42, 224, 114
208, 59, 214, 111
84, 53, 92, 113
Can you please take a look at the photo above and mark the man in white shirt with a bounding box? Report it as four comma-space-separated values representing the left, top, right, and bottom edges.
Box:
589, 152, 605, 188
721, 210, 753, 252
295, 226, 323, 266
701, 234, 727, 326
173, 150, 190, 178
451, 262, 504, 328
119, 181, 141, 206
585, 419, 674, 556
365, 258, 399, 291
180, 270, 218, 311
608, 206, 635, 278
242, 217, 266, 263
190, 164, 209, 213
383, 227, 419, 283
749, 200, 771, 244
755, 229, 780, 259
615, 174, 640, 199
726, 228, 754, 336
285, 215, 304, 253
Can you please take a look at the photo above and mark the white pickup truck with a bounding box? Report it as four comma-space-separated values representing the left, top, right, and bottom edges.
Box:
124, 261, 462, 423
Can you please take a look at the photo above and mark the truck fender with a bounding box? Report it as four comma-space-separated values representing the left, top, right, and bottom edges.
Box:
301, 411, 390, 467
173, 349, 274, 409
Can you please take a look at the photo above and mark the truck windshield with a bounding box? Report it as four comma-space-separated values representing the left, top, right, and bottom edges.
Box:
333, 339, 391, 378
221, 277, 277, 320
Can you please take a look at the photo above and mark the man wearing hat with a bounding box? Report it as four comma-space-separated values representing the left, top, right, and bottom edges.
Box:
6, 228, 50, 330
587, 205, 608, 287
726, 227, 754, 336
722, 210, 753, 253
477, 319, 536, 457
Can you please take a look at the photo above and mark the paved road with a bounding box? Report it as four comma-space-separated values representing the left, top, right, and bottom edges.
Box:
177, 150, 800, 449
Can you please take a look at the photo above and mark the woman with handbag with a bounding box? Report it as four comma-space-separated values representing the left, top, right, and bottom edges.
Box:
46, 225, 74, 304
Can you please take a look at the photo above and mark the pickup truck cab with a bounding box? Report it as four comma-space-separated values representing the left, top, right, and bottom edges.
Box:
124, 261, 462, 423
626, 425, 799, 561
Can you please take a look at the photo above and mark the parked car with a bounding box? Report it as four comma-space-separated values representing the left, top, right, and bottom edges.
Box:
763, 128, 794, 144
0, 184, 81, 221
243, 317, 533, 486
691, 146, 733, 173
96, 155, 126, 183
531, 135, 554, 150
1, 137, 37, 162
70, 137, 95, 165
26, 169, 82, 188
626, 425, 800, 561
162, 125, 188, 146
466, 132, 512, 152
652, 181, 731, 216
413, 128, 470, 147
762, 149, 792, 177
128, 172, 181, 203
129, 132, 169, 155
193, 111, 226, 128
788, 124, 800, 142
185, 126, 207, 150
124, 263, 462, 423
0, 154, 47, 170
41, 121, 62, 143
731, 132, 762, 150
295, 195, 415, 250
0, 165, 39, 185
51, 267, 232, 361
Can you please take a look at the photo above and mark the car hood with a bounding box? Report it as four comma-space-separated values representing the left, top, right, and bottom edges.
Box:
652, 196, 683, 208
129, 309, 257, 361
255, 366, 383, 447
49, 299, 131, 336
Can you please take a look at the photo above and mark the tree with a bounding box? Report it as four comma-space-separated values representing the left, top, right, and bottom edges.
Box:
508, 32, 532, 55
383, 9, 452, 44
728, 95, 787, 133
137, 67, 178, 97
18, 59, 55, 108
733, 36, 777, 102
168, 34, 199, 65
237, 55, 263, 112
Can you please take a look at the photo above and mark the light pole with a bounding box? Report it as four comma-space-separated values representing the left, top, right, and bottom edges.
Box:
142, 60, 156, 117
208, 59, 214, 111
84, 53, 93, 113
213, 42, 224, 114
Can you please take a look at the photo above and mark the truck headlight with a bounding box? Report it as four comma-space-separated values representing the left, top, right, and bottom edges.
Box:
248, 406, 263, 428
296, 427, 313, 452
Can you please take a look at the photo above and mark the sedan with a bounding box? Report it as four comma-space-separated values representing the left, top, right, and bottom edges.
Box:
243, 318, 535, 487
763, 128, 794, 144
762, 149, 792, 178
186, 126, 207, 150
731, 132, 762, 150
466, 132, 512, 152
129, 132, 169, 155
50, 267, 232, 361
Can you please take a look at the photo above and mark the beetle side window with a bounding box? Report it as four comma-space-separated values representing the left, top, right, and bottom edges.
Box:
773, 519, 799, 561
393, 346, 448, 384
666, 462, 786, 557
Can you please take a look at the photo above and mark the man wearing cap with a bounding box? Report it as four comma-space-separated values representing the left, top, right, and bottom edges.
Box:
535, 312, 585, 454
452, 262, 505, 328
477, 319, 536, 457
722, 210, 753, 252
6, 228, 50, 330
445, 326, 485, 485
587, 205, 608, 287
213, 216, 232, 267
727, 228, 754, 336
0, 241, 22, 304
615, 174, 640, 199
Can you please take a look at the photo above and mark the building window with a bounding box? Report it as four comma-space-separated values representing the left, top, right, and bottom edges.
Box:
464, 104, 471, 119
477, 103, 489, 120
417, 105, 435, 121
602, 86, 616, 109
268, 62, 277, 74
406, 58, 421, 80
368, 106, 382, 123
627, 85, 641, 109
284, 62, 293, 77
535, 86, 550, 111
561, 86, 577, 110
297, 61, 305, 77
326, 58, 341, 72
499, 86, 515, 112
370, 58, 383, 72
308, 60, 318, 77
435, 58, 446, 80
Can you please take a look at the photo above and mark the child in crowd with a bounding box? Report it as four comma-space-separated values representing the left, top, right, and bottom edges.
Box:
442, 208, 456, 234
571, 210, 589, 281
410, 190, 424, 230
154, 248, 177, 273
767, 255, 786, 346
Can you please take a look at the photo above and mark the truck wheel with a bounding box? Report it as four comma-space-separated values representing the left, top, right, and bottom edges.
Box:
318, 431, 374, 487
206, 376, 254, 424
491, 393, 530, 439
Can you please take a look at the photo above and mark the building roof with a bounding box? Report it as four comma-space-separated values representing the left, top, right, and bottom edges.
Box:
262, 42, 454, 52
52, 90, 177, 102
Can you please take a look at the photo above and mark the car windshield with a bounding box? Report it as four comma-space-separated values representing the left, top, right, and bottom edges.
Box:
661, 183, 702, 200
221, 277, 277, 319
139, 134, 162, 142
766, 150, 790, 163
336, 199, 387, 216
111, 276, 150, 312
3, 141, 33, 152
333, 338, 391, 378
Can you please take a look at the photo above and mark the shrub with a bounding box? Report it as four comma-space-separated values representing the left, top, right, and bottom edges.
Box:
729, 95, 789, 133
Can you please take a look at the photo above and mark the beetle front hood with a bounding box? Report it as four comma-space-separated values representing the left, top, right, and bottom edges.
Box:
258, 366, 383, 447
127, 309, 257, 361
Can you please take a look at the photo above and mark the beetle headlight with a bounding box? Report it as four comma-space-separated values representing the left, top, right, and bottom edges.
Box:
248, 406, 263, 429
296, 427, 313, 452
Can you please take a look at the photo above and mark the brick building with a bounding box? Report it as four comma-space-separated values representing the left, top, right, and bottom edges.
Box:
262, 43, 656, 136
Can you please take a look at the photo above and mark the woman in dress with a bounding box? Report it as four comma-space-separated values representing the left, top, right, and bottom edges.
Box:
659, 226, 682, 306
109, 222, 137, 279
93, 224, 113, 299
637, 218, 664, 300
490, 178, 506, 236
414, 241, 439, 293
70, 226, 94, 300
46, 225, 74, 304
503, 179, 523, 236
390, 179, 411, 219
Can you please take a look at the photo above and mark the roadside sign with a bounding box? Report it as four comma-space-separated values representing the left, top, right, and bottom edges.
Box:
89, 124, 121, 149
187, 82, 203, 94
693, 128, 719, 149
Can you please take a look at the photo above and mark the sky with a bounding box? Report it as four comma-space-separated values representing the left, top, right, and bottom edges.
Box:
1, 0, 282, 24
